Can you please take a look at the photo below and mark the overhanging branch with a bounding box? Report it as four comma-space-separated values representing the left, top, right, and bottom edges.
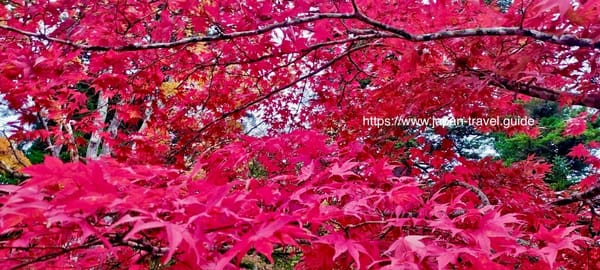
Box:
468, 69, 600, 109
0, 13, 355, 51
552, 184, 600, 206
350, 0, 600, 49
1, 10, 599, 51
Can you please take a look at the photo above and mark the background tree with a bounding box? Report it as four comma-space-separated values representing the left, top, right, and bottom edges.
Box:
446, 99, 600, 190
494, 100, 600, 190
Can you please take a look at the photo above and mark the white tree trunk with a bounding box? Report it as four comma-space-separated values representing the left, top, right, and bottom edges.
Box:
86, 91, 109, 159
100, 113, 120, 156
38, 112, 62, 157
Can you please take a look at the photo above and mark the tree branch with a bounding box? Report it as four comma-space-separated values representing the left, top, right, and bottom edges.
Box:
552, 184, 600, 206
469, 68, 600, 109
0, 13, 355, 51
2, 11, 599, 51
350, 1, 599, 48
443, 180, 491, 208
6, 234, 168, 270
9, 239, 102, 270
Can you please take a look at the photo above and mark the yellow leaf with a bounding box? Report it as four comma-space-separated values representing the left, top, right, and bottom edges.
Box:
0, 137, 31, 175
160, 81, 180, 97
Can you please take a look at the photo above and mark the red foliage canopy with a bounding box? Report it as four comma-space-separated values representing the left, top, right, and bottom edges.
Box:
1, 0, 600, 269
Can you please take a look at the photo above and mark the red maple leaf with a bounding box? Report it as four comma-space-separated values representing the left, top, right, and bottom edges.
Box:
329, 160, 359, 179
532, 226, 589, 268
564, 113, 588, 136
318, 232, 372, 270
568, 143, 590, 158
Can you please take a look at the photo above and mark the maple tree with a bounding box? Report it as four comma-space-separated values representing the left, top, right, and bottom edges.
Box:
2, 0, 600, 269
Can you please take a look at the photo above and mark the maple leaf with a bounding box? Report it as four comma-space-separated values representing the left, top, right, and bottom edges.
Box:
329, 160, 359, 179
215, 216, 310, 269
564, 113, 588, 136
123, 221, 165, 241
531, 0, 572, 19
318, 232, 372, 270
434, 247, 479, 270
429, 211, 463, 237
568, 143, 590, 158
576, 175, 598, 190
532, 225, 589, 268
163, 223, 184, 264
298, 160, 315, 183
460, 209, 520, 253
384, 235, 428, 260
